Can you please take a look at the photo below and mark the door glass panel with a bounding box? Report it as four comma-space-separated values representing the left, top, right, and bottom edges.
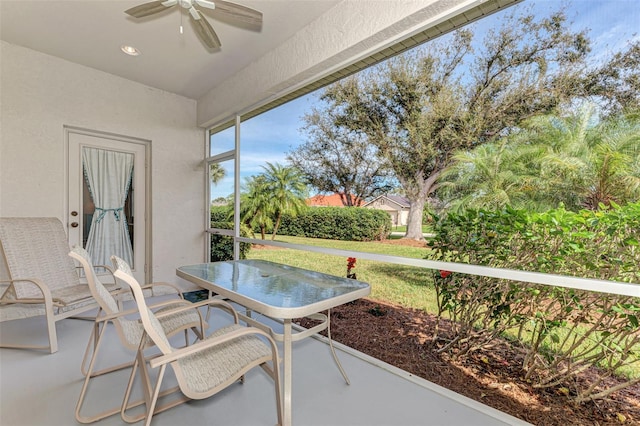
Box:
81, 146, 136, 270
82, 170, 134, 250
82, 178, 94, 247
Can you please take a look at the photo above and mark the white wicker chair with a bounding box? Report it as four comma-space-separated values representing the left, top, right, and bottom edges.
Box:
112, 255, 283, 426
0, 217, 119, 353
69, 246, 208, 423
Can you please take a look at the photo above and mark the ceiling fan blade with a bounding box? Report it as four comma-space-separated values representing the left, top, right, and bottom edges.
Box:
194, 0, 216, 11
125, 0, 176, 18
190, 8, 221, 49
209, 0, 262, 26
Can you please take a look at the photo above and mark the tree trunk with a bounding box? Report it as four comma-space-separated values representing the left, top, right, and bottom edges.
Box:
404, 196, 427, 241
403, 171, 439, 241
271, 213, 282, 240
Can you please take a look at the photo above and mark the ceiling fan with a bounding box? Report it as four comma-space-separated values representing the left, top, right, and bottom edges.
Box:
125, 0, 262, 49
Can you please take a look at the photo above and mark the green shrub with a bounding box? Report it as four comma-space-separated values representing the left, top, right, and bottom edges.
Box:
210, 205, 230, 222
277, 207, 391, 241
428, 202, 640, 402
209, 221, 251, 261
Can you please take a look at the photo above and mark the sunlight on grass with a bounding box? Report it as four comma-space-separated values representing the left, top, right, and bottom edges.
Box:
266, 235, 431, 258
390, 225, 433, 233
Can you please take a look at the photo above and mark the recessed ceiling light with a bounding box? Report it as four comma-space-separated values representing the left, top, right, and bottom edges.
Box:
120, 45, 141, 56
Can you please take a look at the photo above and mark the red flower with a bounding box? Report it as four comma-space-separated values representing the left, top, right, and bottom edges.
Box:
439, 270, 452, 278
347, 257, 357, 269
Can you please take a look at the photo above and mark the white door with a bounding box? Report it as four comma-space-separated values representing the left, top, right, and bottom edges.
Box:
66, 128, 149, 284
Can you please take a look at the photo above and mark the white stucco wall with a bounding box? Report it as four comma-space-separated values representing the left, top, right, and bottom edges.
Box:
0, 41, 204, 288
197, 0, 484, 127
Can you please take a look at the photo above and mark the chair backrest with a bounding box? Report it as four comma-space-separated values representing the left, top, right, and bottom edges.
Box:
70, 247, 144, 348
68, 246, 119, 314
112, 255, 173, 355
0, 217, 80, 299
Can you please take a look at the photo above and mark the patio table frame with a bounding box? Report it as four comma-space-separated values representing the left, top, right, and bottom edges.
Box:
176, 260, 371, 426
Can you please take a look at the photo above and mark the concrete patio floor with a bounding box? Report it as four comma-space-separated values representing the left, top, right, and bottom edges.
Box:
0, 301, 531, 426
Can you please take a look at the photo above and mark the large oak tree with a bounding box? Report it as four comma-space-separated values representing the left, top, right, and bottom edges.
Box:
317, 7, 590, 240
288, 104, 395, 206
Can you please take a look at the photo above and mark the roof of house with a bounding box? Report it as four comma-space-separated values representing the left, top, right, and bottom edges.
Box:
386, 195, 411, 207
306, 193, 360, 207
362, 194, 411, 209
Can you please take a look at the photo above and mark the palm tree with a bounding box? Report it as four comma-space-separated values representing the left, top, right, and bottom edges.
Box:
579, 112, 640, 209
438, 141, 545, 212
529, 104, 640, 210
239, 175, 273, 240
209, 163, 226, 185
261, 162, 307, 240
438, 105, 640, 212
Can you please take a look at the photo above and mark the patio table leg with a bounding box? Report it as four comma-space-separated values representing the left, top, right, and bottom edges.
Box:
326, 309, 350, 385
283, 318, 293, 426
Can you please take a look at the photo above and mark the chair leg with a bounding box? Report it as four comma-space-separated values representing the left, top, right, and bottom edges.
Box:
262, 339, 283, 426
143, 365, 167, 426
45, 303, 58, 353
75, 322, 123, 423
121, 350, 143, 423
80, 319, 135, 378
272, 356, 283, 426
82, 325, 96, 374
188, 315, 206, 346
121, 352, 187, 425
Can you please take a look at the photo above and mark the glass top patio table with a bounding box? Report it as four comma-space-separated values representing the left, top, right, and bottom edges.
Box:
177, 259, 371, 426
176, 259, 371, 319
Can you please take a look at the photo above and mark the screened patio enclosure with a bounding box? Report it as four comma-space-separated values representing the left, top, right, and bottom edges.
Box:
1, 0, 639, 425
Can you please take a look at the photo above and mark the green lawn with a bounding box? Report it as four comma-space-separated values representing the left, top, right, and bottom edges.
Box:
247, 235, 439, 312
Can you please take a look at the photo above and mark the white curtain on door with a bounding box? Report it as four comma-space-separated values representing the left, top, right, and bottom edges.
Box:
83, 147, 134, 268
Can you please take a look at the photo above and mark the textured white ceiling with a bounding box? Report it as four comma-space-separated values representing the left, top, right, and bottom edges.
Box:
0, 0, 339, 99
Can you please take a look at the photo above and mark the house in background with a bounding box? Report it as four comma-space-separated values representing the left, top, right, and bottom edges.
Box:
363, 195, 411, 227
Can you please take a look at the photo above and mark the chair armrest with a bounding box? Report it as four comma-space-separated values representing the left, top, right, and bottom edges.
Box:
140, 282, 184, 299
95, 299, 197, 323
149, 326, 276, 369
76, 263, 116, 276
148, 299, 194, 310
0, 277, 54, 306
154, 299, 239, 324
96, 306, 141, 322
115, 282, 184, 301
110, 288, 136, 298
95, 264, 115, 275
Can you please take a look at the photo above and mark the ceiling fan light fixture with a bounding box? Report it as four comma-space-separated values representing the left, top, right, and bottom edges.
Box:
121, 45, 141, 56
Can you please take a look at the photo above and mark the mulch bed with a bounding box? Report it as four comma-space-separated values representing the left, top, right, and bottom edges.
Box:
295, 298, 640, 426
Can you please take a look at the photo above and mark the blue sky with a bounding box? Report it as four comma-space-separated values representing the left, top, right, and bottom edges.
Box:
210, 0, 639, 200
